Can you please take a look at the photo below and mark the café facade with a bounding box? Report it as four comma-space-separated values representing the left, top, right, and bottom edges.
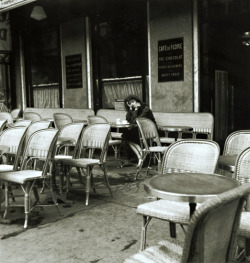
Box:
1, 0, 250, 144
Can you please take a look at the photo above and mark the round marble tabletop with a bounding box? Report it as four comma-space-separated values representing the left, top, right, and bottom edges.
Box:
144, 172, 240, 203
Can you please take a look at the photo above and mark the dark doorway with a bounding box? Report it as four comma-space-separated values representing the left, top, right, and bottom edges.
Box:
199, 0, 250, 148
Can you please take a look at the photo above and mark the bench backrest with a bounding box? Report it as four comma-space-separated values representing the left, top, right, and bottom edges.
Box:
154, 112, 214, 139
96, 109, 127, 123
24, 108, 95, 122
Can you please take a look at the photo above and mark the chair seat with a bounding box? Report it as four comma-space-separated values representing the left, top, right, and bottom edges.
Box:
160, 137, 176, 144
62, 158, 101, 168
109, 139, 122, 146
54, 155, 73, 160
0, 164, 14, 172
0, 170, 42, 184
124, 239, 183, 263
137, 200, 202, 224
239, 211, 250, 238
148, 146, 168, 153
111, 132, 123, 139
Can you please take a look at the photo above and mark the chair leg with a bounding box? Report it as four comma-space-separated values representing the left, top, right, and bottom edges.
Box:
8, 185, 15, 202
85, 167, 91, 206
140, 215, 152, 251
23, 182, 31, 229
58, 161, 64, 195
3, 182, 9, 219
169, 222, 177, 238
102, 164, 113, 197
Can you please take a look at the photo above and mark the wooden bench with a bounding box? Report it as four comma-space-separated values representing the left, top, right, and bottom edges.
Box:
154, 112, 214, 140
23, 108, 95, 122
97, 109, 214, 140
96, 109, 127, 123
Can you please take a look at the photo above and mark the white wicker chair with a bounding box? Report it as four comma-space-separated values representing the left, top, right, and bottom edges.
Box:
125, 183, 250, 263
137, 139, 220, 250
136, 118, 168, 179
88, 115, 122, 159
234, 146, 250, 259
0, 128, 59, 228
61, 124, 113, 205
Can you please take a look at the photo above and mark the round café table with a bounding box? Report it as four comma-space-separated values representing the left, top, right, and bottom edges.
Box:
144, 172, 240, 216
158, 125, 193, 140
110, 122, 135, 130
218, 154, 238, 173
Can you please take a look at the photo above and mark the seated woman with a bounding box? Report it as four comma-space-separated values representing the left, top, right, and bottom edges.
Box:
122, 95, 156, 166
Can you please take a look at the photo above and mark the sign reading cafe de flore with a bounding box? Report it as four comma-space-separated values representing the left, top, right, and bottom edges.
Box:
158, 38, 184, 82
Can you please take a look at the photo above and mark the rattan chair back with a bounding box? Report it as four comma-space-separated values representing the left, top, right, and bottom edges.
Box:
223, 130, 250, 156
0, 112, 13, 125
14, 120, 32, 127
136, 117, 161, 149
57, 122, 85, 155
0, 126, 27, 168
20, 128, 59, 173
0, 119, 7, 132
161, 139, 220, 174
23, 112, 42, 122
77, 123, 110, 162
235, 146, 250, 184
25, 120, 51, 145
180, 184, 250, 262
87, 115, 108, 124
127, 184, 250, 263
10, 108, 21, 119
53, 113, 73, 130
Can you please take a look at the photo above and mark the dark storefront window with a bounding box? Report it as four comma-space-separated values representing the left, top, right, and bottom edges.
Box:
29, 29, 61, 108
93, 2, 147, 109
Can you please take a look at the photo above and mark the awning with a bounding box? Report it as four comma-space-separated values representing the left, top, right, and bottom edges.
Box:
0, 0, 37, 13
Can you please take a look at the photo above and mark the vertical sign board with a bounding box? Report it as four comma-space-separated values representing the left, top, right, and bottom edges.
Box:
65, 54, 83, 89
158, 38, 184, 82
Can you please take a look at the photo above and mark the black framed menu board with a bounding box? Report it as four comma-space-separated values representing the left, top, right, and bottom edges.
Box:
158, 38, 184, 82
65, 54, 82, 89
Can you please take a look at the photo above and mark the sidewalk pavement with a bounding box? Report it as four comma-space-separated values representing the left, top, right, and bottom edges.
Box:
0, 158, 185, 263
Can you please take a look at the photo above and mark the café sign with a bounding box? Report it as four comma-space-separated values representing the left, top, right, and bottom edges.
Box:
158, 37, 184, 82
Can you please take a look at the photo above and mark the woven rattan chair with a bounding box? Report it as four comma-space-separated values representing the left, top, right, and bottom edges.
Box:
10, 108, 21, 120
88, 115, 122, 159
219, 130, 250, 175
0, 126, 28, 203
234, 146, 250, 259
24, 121, 51, 145
0, 126, 28, 164
223, 130, 250, 156
136, 118, 168, 178
137, 139, 220, 250
61, 123, 112, 205
13, 119, 32, 127
23, 112, 42, 122
125, 183, 250, 263
53, 122, 85, 195
0, 112, 13, 126
0, 128, 59, 228
0, 119, 7, 133
53, 113, 73, 130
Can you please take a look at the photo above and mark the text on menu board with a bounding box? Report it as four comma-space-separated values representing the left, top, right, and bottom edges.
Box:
158, 38, 184, 82
65, 54, 82, 89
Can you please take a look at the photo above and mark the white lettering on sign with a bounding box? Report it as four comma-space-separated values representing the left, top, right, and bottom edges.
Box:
158, 43, 183, 52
